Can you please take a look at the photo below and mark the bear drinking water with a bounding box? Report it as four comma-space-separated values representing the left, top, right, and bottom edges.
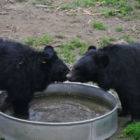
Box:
0, 38, 69, 116
67, 44, 140, 121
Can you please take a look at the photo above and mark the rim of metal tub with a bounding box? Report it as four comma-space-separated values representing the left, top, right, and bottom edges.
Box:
0, 82, 118, 126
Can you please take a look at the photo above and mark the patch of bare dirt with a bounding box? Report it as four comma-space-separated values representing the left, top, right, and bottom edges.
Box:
0, 0, 140, 46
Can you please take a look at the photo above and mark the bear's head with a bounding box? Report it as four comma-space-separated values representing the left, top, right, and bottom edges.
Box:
41, 46, 69, 83
67, 46, 109, 84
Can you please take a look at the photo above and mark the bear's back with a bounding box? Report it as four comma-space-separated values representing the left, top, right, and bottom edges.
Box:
0, 39, 33, 56
0, 39, 39, 82
100, 43, 140, 87
100, 44, 140, 64
101, 43, 140, 54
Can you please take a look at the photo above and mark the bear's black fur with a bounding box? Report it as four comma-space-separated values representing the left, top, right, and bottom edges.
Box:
0, 38, 69, 116
67, 44, 140, 121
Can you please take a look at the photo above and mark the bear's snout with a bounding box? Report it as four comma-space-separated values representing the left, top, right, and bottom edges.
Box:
66, 72, 73, 81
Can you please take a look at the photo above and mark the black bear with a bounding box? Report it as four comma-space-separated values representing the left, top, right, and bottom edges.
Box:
0, 38, 69, 116
67, 44, 140, 121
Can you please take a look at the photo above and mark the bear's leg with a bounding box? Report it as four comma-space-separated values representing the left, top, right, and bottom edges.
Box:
117, 91, 130, 116
129, 96, 140, 121
131, 110, 140, 122
8, 89, 33, 117
12, 99, 30, 116
5, 93, 13, 103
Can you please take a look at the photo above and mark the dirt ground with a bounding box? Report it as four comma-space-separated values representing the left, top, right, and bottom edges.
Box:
0, 0, 140, 45
0, 0, 140, 139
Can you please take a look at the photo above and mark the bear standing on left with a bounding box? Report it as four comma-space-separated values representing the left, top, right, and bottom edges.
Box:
0, 38, 69, 116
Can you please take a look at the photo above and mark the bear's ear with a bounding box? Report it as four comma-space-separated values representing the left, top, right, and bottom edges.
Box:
88, 46, 96, 51
41, 46, 56, 64
44, 45, 54, 54
44, 45, 56, 59
95, 53, 109, 68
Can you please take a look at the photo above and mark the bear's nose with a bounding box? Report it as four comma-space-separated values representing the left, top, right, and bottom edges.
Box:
66, 73, 72, 80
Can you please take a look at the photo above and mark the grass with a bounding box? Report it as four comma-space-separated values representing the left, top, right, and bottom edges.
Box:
57, 49, 76, 63
16, 0, 136, 18
32, 0, 50, 6
24, 35, 53, 47
120, 122, 140, 140
14, 0, 139, 61
99, 37, 116, 46
92, 21, 106, 30
0, 137, 4, 140
120, 35, 135, 44
60, 0, 95, 10
99, 35, 135, 46
102, 1, 133, 17
60, 39, 89, 51
39, 0, 48, 5
60, 5, 75, 10
57, 39, 89, 63
102, 9, 118, 16
59, 0, 134, 17
15, 0, 27, 2
23, 35, 89, 63
23, 35, 136, 63
74, 0, 95, 7
135, 1, 140, 9
55, 35, 66, 39
115, 26, 124, 32
99, 0, 133, 16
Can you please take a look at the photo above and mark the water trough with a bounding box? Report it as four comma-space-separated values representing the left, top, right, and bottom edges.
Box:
0, 82, 118, 140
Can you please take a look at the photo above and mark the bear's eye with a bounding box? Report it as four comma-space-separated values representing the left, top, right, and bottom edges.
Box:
74, 66, 80, 71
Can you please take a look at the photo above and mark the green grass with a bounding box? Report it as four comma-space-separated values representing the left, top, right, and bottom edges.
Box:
61, 0, 95, 10
0, 137, 5, 140
15, 0, 27, 2
120, 35, 135, 44
38, 35, 52, 45
24, 35, 53, 47
55, 35, 66, 39
78, 46, 89, 55
115, 26, 124, 32
57, 39, 89, 63
92, 21, 106, 30
74, 0, 95, 7
24, 36, 89, 63
102, 9, 118, 16
30, 0, 137, 18
39, 0, 48, 5
60, 39, 88, 50
99, 0, 133, 17
60, 5, 75, 10
99, 37, 116, 46
24, 37, 38, 47
32, 0, 49, 5
120, 122, 140, 140
57, 49, 76, 63
135, 1, 140, 9
60, 0, 134, 17
70, 39, 88, 48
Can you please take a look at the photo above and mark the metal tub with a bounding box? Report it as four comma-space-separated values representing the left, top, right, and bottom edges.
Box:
0, 82, 118, 140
